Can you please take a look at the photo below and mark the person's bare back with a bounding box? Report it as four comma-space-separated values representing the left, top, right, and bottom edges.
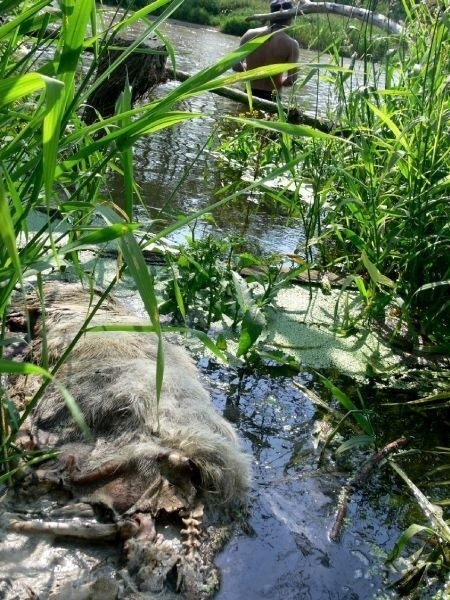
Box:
233, 1, 300, 99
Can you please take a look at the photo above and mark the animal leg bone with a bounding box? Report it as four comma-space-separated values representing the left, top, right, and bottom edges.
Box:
7, 516, 138, 541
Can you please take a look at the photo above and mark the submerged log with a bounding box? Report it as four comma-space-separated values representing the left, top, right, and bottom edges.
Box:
165, 66, 336, 134
84, 37, 168, 124
248, 0, 404, 36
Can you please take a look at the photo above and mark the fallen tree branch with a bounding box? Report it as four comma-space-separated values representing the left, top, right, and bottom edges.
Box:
330, 437, 410, 542
248, 0, 404, 36
165, 67, 336, 133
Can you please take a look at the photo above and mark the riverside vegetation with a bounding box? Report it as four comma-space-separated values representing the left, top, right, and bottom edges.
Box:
107, 0, 406, 59
0, 0, 449, 597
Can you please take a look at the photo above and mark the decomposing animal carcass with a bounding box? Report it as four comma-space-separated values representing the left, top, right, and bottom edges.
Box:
4, 282, 251, 598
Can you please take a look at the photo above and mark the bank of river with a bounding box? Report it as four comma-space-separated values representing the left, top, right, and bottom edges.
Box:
3, 13, 447, 600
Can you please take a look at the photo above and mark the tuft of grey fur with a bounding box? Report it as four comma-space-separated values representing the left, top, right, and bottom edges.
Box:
14, 282, 251, 507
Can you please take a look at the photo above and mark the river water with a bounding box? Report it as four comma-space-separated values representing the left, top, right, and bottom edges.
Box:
107, 19, 362, 256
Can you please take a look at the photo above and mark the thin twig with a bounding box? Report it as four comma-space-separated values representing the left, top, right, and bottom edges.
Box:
330, 437, 410, 541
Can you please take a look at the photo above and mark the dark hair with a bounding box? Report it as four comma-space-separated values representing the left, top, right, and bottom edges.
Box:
270, 1, 293, 12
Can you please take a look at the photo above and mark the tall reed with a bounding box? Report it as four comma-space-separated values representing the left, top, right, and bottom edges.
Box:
325, 0, 449, 342
215, 1, 449, 344
0, 0, 296, 472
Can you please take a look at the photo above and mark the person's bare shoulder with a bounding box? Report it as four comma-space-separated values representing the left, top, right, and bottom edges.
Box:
240, 26, 270, 45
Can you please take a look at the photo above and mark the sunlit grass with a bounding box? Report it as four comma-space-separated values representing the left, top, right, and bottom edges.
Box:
0, 0, 293, 471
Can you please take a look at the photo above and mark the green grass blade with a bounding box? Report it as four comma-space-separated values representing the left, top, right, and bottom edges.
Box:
57, 0, 94, 99
361, 250, 395, 289
0, 358, 49, 378
42, 77, 65, 201
60, 112, 200, 167
96, 205, 164, 409
60, 223, 140, 253
0, 72, 57, 107
386, 523, 436, 563
116, 77, 134, 220
0, 179, 22, 284
227, 117, 342, 140
0, 0, 50, 40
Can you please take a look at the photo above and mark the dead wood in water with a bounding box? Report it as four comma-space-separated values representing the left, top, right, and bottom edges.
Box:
165, 66, 336, 134
248, 1, 404, 36
330, 437, 410, 541
84, 37, 168, 123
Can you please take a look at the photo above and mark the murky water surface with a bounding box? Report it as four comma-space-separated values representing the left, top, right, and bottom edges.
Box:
107, 18, 369, 256
201, 362, 401, 600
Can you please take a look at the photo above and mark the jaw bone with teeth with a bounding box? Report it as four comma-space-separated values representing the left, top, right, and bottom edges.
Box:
6, 282, 251, 597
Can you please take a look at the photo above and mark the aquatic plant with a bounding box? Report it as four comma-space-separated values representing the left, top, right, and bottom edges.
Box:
215, 0, 450, 348
387, 456, 450, 595
159, 232, 308, 360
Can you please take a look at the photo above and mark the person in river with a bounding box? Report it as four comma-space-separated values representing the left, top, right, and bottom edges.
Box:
232, 0, 300, 101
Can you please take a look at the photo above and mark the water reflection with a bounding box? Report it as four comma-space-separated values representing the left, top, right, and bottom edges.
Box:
106, 19, 341, 256
200, 361, 400, 600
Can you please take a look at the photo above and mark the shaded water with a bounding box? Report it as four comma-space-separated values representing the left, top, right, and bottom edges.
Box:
201, 362, 401, 600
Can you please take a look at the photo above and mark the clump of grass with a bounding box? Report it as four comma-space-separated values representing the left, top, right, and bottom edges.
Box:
0, 0, 293, 475
215, 0, 449, 346
324, 0, 450, 343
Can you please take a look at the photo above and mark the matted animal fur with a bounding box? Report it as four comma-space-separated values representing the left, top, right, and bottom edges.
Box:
4, 281, 251, 598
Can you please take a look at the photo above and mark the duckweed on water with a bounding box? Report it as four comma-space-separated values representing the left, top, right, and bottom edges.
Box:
263, 286, 403, 381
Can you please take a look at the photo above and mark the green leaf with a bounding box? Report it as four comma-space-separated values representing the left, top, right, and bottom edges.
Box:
227, 116, 339, 141
0, 180, 21, 282
116, 76, 134, 220
318, 374, 373, 435
53, 379, 91, 441
335, 435, 374, 455
2, 395, 21, 434
0, 358, 50, 378
237, 308, 265, 357
366, 101, 410, 152
61, 223, 140, 253
0, 72, 61, 108
42, 75, 65, 201
361, 250, 395, 288
58, 0, 94, 96
0, 0, 50, 41
231, 270, 253, 312
386, 524, 436, 563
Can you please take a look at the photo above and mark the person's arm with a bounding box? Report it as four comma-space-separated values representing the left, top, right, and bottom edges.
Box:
232, 31, 249, 72
232, 60, 246, 73
232, 28, 261, 73
282, 39, 300, 87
